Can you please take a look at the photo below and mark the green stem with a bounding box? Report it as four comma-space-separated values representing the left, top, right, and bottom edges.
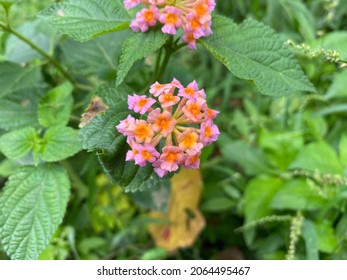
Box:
156, 47, 172, 82
0, 23, 75, 85
153, 47, 163, 82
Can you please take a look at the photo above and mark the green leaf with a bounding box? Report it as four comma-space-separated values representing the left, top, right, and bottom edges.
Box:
0, 99, 39, 131
278, 0, 316, 42
315, 221, 338, 254
259, 130, 304, 170
0, 164, 70, 259
40, 126, 82, 162
0, 62, 42, 98
271, 179, 326, 210
219, 136, 271, 175
116, 30, 169, 86
325, 69, 347, 99
339, 134, 347, 168
0, 127, 38, 160
319, 31, 347, 58
141, 248, 167, 260
290, 141, 344, 174
38, 82, 74, 127
302, 219, 319, 260
244, 176, 283, 244
201, 197, 235, 212
336, 213, 347, 241
5, 20, 58, 64
201, 16, 316, 96
61, 31, 129, 78
130, 177, 171, 212
39, 0, 130, 42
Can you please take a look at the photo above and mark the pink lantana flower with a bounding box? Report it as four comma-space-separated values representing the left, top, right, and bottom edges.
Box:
159, 6, 183, 35
160, 146, 184, 172
124, 0, 140, 10
116, 78, 220, 177
200, 120, 220, 145
124, 0, 216, 49
128, 94, 156, 114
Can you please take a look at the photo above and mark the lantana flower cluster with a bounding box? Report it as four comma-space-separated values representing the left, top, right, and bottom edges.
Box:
124, 0, 216, 49
116, 78, 220, 177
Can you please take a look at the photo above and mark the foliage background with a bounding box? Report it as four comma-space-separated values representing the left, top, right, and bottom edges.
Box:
0, 0, 347, 260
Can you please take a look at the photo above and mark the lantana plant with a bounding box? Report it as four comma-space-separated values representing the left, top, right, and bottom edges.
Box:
116, 79, 220, 177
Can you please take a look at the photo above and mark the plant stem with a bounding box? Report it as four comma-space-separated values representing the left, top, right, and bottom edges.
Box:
156, 47, 172, 81
0, 23, 75, 85
153, 47, 163, 82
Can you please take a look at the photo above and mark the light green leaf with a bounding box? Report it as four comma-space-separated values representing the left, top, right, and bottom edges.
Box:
319, 31, 347, 58
315, 221, 338, 254
0, 164, 70, 259
0, 62, 42, 98
290, 141, 344, 174
5, 20, 58, 64
302, 219, 319, 260
339, 134, 347, 168
116, 30, 169, 86
38, 82, 74, 127
271, 179, 326, 210
325, 69, 347, 99
0, 127, 38, 160
259, 130, 304, 170
201, 16, 316, 96
201, 197, 235, 212
39, 0, 130, 42
244, 176, 283, 244
279, 0, 316, 42
40, 126, 82, 162
219, 137, 271, 175
61, 31, 129, 78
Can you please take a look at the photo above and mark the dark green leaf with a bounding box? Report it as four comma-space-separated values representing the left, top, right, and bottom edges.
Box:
201, 16, 316, 96
0, 164, 70, 259
116, 30, 169, 86
39, 0, 130, 42
0, 62, 42, 98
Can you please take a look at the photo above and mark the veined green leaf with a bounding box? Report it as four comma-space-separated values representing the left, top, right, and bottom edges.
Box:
38, 82, 74, 127
201, 16, 316, 96
39, 0, 131, 42
0, 62, 42, 98
5, 20, 58, 64
244, 176, 283, 245
116, 30, 169, 86
0, 164, 70, 260
61, 31, 129, 78
40, 126, 82, 162
302, 219, 319, 260
290, 141, 344, 174
0, 127, 38, 160
271, 179, 326, 210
